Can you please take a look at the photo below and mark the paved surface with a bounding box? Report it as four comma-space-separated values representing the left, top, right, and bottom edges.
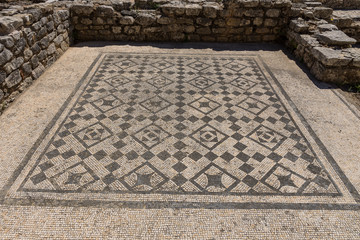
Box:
0, 42, 360, 238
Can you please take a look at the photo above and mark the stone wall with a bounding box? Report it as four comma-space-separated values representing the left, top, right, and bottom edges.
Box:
71, 0, 291, 42
332, 10, 360, 42
286, 3, 359, 84
0, 0, 359, 115
0, 3, 72, 112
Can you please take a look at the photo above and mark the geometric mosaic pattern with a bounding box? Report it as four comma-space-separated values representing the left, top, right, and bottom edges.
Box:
12, 54, 342, 199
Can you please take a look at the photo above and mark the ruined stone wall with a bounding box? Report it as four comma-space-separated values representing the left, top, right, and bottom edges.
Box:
0, 4, 72, 112
286, 3, 359, 84
71, 0, 291, 42
332, 10, 360, 42
0, 0, 359, 115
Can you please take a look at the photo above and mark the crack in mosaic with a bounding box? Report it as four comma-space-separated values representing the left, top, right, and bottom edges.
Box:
16, 54, 341, 197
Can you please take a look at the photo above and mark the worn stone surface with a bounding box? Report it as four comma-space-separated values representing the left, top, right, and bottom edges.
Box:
318, 24, 338, 32
315, 30, 356, 46
311, 47, 351, 66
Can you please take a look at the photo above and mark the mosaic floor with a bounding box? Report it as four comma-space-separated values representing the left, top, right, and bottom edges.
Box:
2, 52, 358, 209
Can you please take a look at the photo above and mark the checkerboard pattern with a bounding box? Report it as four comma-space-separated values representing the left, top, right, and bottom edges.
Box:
21, 54, 339, 196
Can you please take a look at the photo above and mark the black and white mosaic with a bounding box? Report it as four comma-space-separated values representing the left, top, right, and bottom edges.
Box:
4, 53, 358, 208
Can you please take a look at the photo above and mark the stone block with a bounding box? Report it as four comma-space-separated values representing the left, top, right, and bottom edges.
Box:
46, 21, 54, 32
0, 16, 23, 35
176, 18, 193, 25
81, 18, 93, 25
111, 0, 135, 11
318, 24, 338, 32
342, 48, 360, 68
124, 26, 141, 35
5, 57, 24, 73
0, 70, 5, 84
5, 70, 21, 88
244, 9, 264, 18
24, 49, 33, 61
162, 24, 182, 33
121, 10, 137, 17
264, 19, 278, 27
31, 43, 41, 54
185, 4, 202, 16
256, 27, 270, 34
135, 13, 156, 26
60, 41, 69, 52
227, 18, 250, 27
57, 10, 70, 21
21, 62, 32, 77
203, 4, 220, 19
214, 19, 226, 27
157, 17, 173, 25
38, 50, 47, 62
30, 55, 39, 70
95, 6, 114, 17
37, 27, 47, 40
262, 35, 277, 41
266, 9, 281, 18
315, 30, 356, 46
71, 4, 94, 16
39, 36, 50, 49
143, 27, 162, 34
161, 3, 186, 16
196, 27, 211, 35
196, 18, 212, 27
245, 27, 253, 35
229, 28, 244, 34
31, 63, 45, 79
99, 30, 112, 35
112, 26, 122, 34
184, 26, 195, 33
93, 17, 105, 25
253, 18, 263, 26
290, 7, 301, 18
261, 0, 291, 7
311, 47, 352, 66
120, 16, 135, 25
48, 32, 56, 42
0, 48, 13, 66
170, 32, 185, 41
0, 36, 14, 49
212, 28, 227, 34
10, 30, 21, 41
298, 34, 320, 48
47, 43, 56, 55
313, 7, 333, 19
40, 17, 48, 26
241, 0, 260, 8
